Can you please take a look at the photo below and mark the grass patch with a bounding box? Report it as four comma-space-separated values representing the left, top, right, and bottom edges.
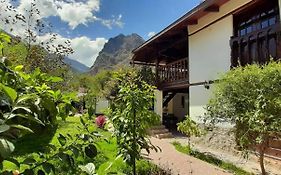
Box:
172, 141, 252, 175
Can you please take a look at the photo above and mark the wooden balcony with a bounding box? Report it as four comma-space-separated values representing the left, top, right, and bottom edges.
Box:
156, 58, 188, 90
230, 23, 281, 67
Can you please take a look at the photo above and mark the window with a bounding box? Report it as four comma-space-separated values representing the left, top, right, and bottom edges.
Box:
231, 0, 280, 67
234, 1, 279, 37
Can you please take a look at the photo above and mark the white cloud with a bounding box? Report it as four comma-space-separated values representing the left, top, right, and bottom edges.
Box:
56, 0, 100, 29
100, 14, 124, 29
69, 36, 107, 67
1, 0, 124, 30
28, 34, 107, 67
148, 31, 156, 38
18, 0, 58, 18
0, 0, 118, 66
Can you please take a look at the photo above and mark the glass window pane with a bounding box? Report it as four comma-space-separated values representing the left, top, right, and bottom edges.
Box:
261, 20, 268, 28
240, 29, 246, 36
246, 26, 252, 34
269, 17, 276, 25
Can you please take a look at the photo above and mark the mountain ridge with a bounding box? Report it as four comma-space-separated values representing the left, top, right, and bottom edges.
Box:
64, 57, 89, 73
89, 33, 144, 75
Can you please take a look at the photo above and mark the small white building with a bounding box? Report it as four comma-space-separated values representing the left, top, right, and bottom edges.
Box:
133, 0, 281, 124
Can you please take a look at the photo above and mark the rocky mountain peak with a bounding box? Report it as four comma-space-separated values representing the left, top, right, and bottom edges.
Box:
89, 33, 144, 75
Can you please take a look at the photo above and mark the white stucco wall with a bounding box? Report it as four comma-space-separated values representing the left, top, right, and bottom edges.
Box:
154, 90, 163, 122
172, 93, 188, 121
189, 0, 252, 34
188, 0, 253, 122
96, 99, 109, 114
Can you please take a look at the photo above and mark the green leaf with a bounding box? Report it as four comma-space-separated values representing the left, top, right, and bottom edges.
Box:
47, 76, 63, 83
10, 124, 33, 133
58, 134, 67, 146
70, 146, 79, 158
23, 169, 34, 175
14, 65, 24, 72
0, 33, 11, 43
58, 153, 74, 167
16, 94, 36, 104
80, 117, 86, 126
79, 163, 96, 175
6, 113, 44, 125
84, 144, 97, 158
37, 170, 45, 175
22, 158, 36, 165
0, 124, 10, 133
0, 138, 15, 158
12, 106, 32, 113
0, 83, 17, 102
47, 144, 57, 151
5, 158, 20, 169
42, 163, 55, 174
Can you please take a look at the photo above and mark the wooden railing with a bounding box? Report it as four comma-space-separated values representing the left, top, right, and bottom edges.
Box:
230, 23, 281, 67
157, 58, 188, 88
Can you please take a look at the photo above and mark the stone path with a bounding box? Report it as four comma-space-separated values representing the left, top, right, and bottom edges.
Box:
145, 137, 232, 175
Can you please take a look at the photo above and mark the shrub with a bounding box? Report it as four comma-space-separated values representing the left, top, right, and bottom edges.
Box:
0, 58, 77, 163
121, 160, 172, 175
206, 61, 281, 175
177, 115, 202, 147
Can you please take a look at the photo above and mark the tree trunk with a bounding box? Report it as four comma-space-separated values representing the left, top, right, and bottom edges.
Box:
259, 148, 266, 175
132, 106, 136, 175
259, 137, 269, 175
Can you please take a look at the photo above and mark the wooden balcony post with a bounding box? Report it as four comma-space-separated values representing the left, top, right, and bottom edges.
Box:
279, 0, 281, 23
155, 58, 159, 84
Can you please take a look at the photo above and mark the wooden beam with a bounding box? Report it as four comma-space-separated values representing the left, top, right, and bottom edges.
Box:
204, 5, 220, 12
279, 0, 281, 23
187, 19, 198, 25
131, 61, 156, 66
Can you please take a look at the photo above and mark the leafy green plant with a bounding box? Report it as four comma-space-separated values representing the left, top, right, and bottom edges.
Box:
107, 68, 160, 175
121, 160, 172, 175
0, 58, 77, 163
1, 117, 100, 175
0, 32, 11, 55
206, 61, 281, 175
177, 115, 202, 147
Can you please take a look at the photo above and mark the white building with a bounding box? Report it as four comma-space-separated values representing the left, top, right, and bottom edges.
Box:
132, 0, 281, 124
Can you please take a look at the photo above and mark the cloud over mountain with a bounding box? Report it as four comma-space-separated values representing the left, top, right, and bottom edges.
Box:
0, 0, 118, 66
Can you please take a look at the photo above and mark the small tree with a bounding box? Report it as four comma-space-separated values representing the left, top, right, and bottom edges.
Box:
177, 115, 202, 148
107, 68, 160, 175
206, 61, 281, 175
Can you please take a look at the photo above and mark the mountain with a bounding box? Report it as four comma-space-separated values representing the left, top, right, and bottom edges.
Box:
64, 57, 90, 73
90, 33, 145, 75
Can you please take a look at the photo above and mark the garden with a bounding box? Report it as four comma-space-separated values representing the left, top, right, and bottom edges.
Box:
1, 1, 281, 175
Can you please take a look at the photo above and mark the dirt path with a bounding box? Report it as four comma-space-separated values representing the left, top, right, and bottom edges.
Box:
145, 137, 232, 175
172, 137, 281, 175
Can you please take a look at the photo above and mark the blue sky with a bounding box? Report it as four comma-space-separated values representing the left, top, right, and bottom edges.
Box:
1, 0, 200, 66
52, 0, 200, 40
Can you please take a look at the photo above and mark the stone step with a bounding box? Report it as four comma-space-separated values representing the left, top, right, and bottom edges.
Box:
265, 147, 281, 160
150, 125, 166, 130
155, 133, 173, 139
150, 128, 170, 135
269, 139, 281, 149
